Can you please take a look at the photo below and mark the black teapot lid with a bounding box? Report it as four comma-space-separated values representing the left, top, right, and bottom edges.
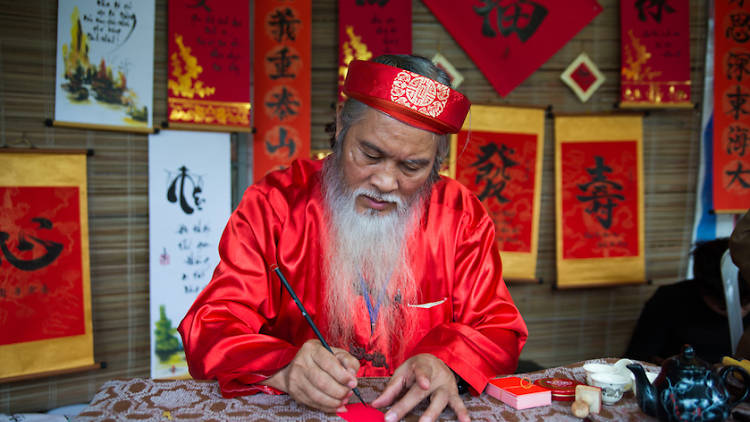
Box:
662, 344, 709, 377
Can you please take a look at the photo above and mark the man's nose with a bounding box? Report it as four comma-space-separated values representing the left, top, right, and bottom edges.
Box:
370, 164, 398, 194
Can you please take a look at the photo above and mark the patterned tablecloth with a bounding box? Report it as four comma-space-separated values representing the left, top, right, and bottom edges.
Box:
73, 359, 664, 421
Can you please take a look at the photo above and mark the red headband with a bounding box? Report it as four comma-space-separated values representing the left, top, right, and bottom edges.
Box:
343, 60, 471, 134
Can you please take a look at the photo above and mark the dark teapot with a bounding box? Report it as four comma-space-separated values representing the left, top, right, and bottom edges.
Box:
627, 345, 750, 422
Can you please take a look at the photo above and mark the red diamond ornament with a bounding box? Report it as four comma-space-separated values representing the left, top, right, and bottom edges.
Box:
561, 53, 605, 103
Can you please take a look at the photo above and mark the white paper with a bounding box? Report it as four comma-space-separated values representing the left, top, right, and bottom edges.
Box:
148, 130, 230, 378
55, 0, 155, 128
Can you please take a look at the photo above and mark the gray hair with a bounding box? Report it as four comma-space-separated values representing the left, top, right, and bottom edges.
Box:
333, 55, 452, 183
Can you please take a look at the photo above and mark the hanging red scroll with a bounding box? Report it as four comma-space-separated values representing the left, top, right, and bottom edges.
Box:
453, 105, 545, 282
253, 0, 311, 181
0, 151, 94, 381
338, 0, 412, 101
422, 0, 602, 97
167, 0, 251, 131
619, 0, 692, 108
555, 115, 645, 288
713, 1, 750, 213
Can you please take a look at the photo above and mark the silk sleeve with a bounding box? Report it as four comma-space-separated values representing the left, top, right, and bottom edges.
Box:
178, 188, 297, 398
409, 207, 528, 395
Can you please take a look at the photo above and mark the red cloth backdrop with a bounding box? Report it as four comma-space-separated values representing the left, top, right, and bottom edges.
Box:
338, 0, 412, 101
619, 0, 691, 107
421, 0, 602, 97
167, 0, 251, 130
253, 0, 311, 182
713, 0, 750, 213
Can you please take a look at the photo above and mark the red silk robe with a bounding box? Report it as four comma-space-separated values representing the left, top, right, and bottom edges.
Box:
178, 158, 528, 397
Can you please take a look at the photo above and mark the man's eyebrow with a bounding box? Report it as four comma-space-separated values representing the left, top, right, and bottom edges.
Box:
360, 140, 386, 156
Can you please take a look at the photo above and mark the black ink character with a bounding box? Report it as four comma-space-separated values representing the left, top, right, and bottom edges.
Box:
726, 161, 750, 188
730, 0, 746, 7
0, 217, 63, 271
729, 125, 749, 157
470, 143, 519, 203
268, 8, 301, 42
356, 0, 389, 6
188, 0, 211, 13
266, 127, 297, 158
473, 0, 548, 43
727, 85, 750, 121
576, 156, 625, 230
728, 52, 750, 82
727, 12, 750, 43
267, 47, 300, 80
635, 0, 675, 23
266, 86, 300, 120
167, 165, 205, 215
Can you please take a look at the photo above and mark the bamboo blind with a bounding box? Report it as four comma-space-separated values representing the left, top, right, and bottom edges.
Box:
0, 0, 706, 413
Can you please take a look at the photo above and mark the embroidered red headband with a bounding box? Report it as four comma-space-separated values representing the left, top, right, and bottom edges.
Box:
343, 60, 471, 134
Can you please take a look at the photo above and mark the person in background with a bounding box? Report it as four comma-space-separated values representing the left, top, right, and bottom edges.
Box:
178, 54, 528, 422
625, 237, 750, 364
730, 210, 750, 360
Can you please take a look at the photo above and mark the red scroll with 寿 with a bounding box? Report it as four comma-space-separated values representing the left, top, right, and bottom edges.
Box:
452, 105, 545, 282
619, 0, 692, 108
253, 0, 311, 181
167, 0, 252, 131
713, 0, 750, 213
338, 0, 412, 102
555, 115, 645, 288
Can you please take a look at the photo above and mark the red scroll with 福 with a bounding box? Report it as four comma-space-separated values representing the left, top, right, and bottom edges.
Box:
167, 0, 251, 131
619, 0, 691, 108
253, 0, 311, 182
338, 0, 411, 102
555, 115, 645, 288
452, 105, 545, 282
713, 0, 750, 213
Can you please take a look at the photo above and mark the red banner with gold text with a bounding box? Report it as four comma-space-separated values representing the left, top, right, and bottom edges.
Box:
338, 0, 412, 101
167, 0, 251, 130
253, 0, 311, 181
452, 105, 545, 282
713, 0, 750, 213
620, 0, 691, 108
555, 115, 645, 288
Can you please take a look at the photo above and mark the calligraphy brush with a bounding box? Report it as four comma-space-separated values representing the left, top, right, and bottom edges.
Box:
270, 264, 368, 407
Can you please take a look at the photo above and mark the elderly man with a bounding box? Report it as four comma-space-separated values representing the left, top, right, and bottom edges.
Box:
178, 55, 528, 422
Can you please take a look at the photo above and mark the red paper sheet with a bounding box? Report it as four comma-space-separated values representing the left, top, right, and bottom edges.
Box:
338, 403, 384, 422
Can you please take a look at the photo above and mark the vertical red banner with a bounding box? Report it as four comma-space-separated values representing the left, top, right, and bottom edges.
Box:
0, 187, 84, 345
455, 131, 537, 253
338, 0, 412, 101
714, 0, 750, 212
560, 141, 640, 259
253, 0, 311, 181
619, 0, 691, 107
167, 0, 252, 130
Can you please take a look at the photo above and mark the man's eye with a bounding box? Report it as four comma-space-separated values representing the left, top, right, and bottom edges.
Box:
363, 152, 379, 160
402, 164, 421, 172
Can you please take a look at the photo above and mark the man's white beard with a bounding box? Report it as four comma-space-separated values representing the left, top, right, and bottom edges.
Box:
321, 158, 427, 356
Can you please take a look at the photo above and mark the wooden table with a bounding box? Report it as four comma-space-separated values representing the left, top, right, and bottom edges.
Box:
73, 359, 669, 421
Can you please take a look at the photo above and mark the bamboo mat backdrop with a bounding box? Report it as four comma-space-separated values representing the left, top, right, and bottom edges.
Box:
0, 0, 707, 412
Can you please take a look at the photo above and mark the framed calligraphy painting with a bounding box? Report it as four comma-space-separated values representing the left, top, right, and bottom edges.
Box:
452, 105, 545, 282
713, 0, 750, 213
0, 151, 93, 381
54, 0, 154, 133
148, 131, 230, 379
167, 0, 251, 131
338, 0, 412, 101
253, 0, 311, 182
619, 0, 692, 108
422, 0, 602, 97
555, 115, 646, 288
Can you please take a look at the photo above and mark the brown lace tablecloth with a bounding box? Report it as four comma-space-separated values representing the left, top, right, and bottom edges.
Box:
74, 359, 661, 421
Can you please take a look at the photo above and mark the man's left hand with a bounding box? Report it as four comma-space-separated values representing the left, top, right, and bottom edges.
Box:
371, 353, 470, 422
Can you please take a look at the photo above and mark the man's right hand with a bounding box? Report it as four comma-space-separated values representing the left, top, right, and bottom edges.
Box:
260, 339, 360, 413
